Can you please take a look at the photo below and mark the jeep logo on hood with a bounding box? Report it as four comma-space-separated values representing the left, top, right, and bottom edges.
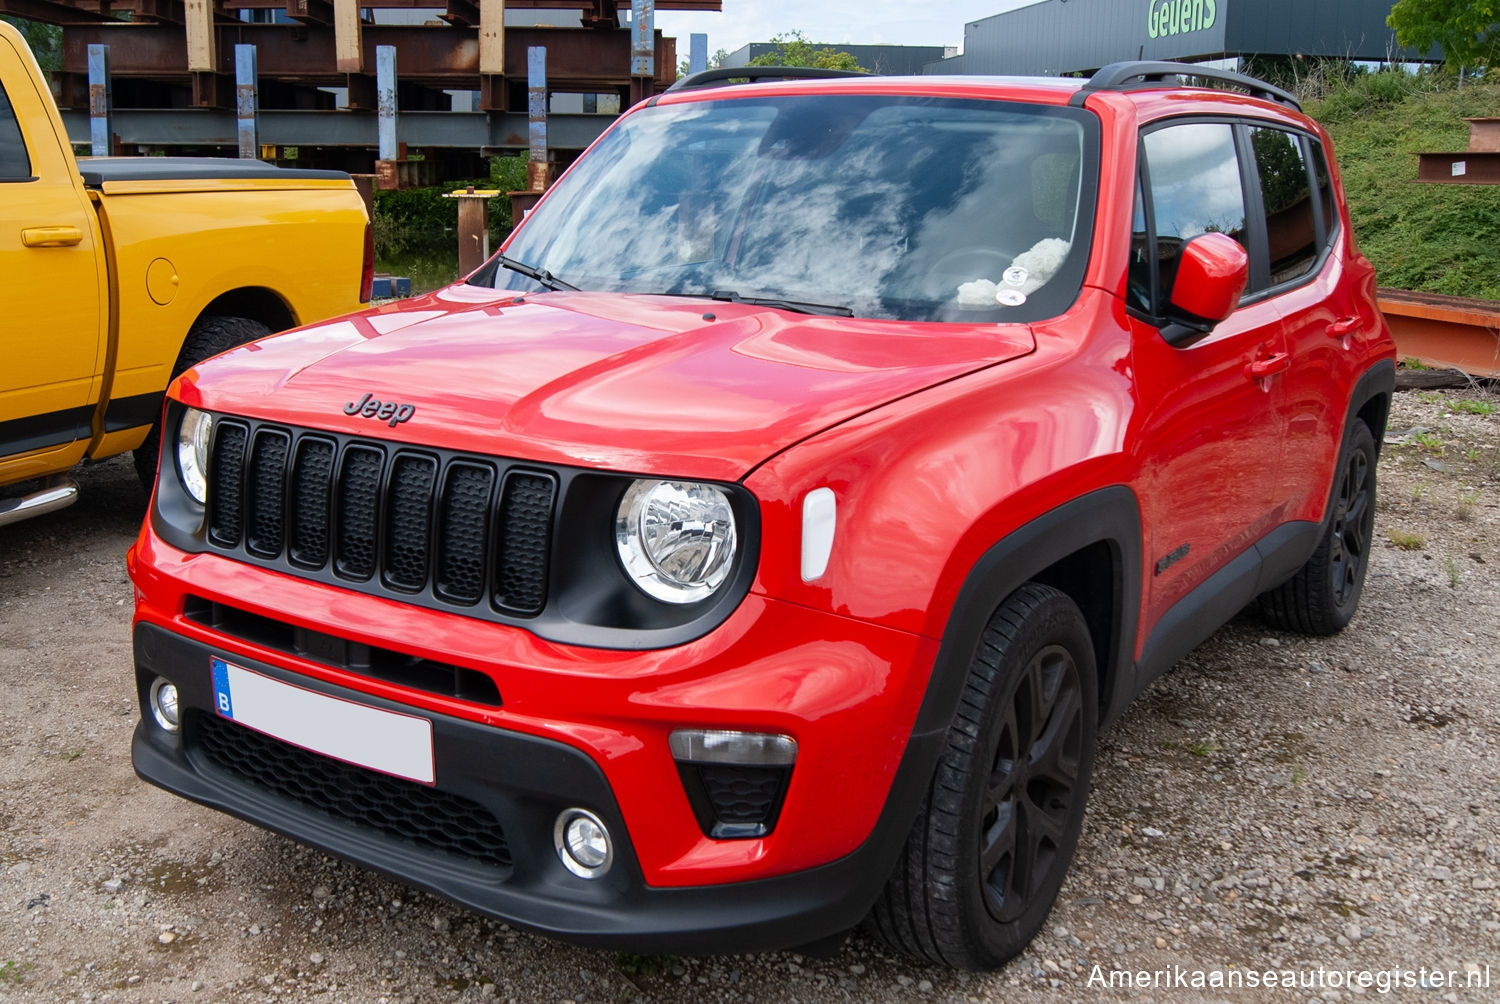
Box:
344, 392, 416, 427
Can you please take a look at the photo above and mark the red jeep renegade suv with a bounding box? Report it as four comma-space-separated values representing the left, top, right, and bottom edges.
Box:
128, 62, 1396, 968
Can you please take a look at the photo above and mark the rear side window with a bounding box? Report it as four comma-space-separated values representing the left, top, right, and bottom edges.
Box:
1248, 127, 1317, 286
1133, 122, 1247, 312
0, 80, 31, 180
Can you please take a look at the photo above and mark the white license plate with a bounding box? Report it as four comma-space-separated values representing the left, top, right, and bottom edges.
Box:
210, 657, 435, 785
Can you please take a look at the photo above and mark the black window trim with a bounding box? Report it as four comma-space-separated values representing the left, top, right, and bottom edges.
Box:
1129, 149, 1161, 320
1232, 123, 1272, 294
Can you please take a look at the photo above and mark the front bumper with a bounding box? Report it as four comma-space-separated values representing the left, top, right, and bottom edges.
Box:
128, 535, 943, 952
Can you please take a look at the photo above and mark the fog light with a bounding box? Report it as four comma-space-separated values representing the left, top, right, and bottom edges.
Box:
670, 730, 797, 840
149, 677, 180, 733
669, 729, 797, 766
554, 808, 613, 879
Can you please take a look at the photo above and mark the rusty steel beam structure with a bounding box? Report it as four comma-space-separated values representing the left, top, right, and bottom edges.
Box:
0, 0, 116, 22
1379, 288, 1500, 379
26, 0, 708, 162
1417, 152, 1500, 185
59, 106, 611, 150
1416, 116, 1500, 186
59, 24, 674, 90
0, 0, 716, 22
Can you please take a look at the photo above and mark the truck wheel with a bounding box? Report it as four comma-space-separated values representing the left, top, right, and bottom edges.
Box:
133, 316, 271, 491
1259, 418, 1376, 636
867, 583, 1097, 969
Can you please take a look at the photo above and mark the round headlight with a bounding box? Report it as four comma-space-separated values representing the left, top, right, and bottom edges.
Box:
176, 407, 214, 505
615, 480, 737, 604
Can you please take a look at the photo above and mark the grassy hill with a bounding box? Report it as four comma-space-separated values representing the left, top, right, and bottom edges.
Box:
1307, 71, 1500, 300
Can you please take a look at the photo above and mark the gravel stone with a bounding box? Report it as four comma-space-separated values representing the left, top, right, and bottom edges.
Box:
1, 390, 1497, 1002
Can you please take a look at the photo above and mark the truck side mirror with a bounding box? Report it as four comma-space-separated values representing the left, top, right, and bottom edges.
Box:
1161, 233, 1249, 347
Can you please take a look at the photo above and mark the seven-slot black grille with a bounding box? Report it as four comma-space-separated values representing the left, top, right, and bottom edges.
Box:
190, 712, 512, 872
207, 419, 556, 617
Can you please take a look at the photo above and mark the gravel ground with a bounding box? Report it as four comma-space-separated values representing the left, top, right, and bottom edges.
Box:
0, 386, 1496, 1003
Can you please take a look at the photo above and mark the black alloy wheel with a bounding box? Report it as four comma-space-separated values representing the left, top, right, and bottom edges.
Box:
979, 640, 1087, 924
1328, 439, 1373, 608
1259, 418, 1378, 636
867, 582, 1097, 969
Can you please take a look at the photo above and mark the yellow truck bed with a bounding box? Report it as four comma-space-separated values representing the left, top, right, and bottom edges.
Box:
1, 20, 370, 522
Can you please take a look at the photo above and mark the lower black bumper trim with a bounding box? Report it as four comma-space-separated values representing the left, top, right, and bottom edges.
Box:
130, 621, 937, 953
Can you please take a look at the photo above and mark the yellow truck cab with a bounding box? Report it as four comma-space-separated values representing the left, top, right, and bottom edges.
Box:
0, 20, 371, 526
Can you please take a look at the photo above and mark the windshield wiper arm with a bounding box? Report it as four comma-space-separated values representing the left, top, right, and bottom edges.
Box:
496, 255, 578, 292
709, 290, 854, 317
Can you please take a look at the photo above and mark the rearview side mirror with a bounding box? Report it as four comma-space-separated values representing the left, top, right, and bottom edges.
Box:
1162, 232, 1249, 347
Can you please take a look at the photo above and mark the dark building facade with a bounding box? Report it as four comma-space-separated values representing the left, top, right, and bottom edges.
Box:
934, 0, 1435, 76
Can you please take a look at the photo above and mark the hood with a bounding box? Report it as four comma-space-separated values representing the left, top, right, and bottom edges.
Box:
178, 285, 1035, 482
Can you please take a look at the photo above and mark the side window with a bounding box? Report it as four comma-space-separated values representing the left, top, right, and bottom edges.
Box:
1309, 138, 1339, 244
1248, 127, 1317, 286
1138, 122, 1247, 310
0, 79, 31, 180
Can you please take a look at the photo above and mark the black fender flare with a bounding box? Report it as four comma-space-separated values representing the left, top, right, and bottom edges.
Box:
846, 485, 1143, 909
916, 485, 1144, 737
1346, 357, 1397, 453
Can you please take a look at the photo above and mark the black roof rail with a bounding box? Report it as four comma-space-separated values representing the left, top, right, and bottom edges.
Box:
666, 65, 868, 93
1070, 60, 1301, 111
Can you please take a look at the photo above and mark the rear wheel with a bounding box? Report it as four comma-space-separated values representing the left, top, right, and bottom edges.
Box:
867, 583, 1097, 969
1259, 418, 1376, 635
133, 315, 271, 490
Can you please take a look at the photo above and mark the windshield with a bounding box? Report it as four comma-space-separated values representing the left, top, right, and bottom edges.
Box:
471, 94, 1098, 323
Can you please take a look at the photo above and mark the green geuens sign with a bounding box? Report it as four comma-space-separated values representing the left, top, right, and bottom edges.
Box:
1148, 0, 1217, 39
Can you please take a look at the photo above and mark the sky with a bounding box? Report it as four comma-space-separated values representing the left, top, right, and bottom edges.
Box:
653, 0, 1042, 60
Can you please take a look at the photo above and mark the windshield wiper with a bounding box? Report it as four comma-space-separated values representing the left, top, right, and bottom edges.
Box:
709, 290, 854, 317
496, 255, 578, 292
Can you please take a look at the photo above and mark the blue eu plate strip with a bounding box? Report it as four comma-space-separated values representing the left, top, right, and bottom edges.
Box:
210, 657, 234, 719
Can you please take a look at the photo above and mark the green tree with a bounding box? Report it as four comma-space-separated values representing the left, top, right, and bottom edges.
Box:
1, 15, 62, 76
1388, 0, 1500, 70
747, 31, 866, 72
676, 48, 730, 81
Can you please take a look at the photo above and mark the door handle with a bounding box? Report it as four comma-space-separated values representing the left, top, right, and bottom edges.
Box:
1327, 316, 1359, 338
1245, 352, 1291, 380
21, 226, 84, 248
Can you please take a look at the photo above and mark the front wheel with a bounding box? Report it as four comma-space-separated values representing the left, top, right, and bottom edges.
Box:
1259, 418, 1377, 635
867, 582, 1097, 969
133, 315, 271, 490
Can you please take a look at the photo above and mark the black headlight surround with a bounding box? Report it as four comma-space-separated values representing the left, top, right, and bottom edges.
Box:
149, 404, 761, 651
153, 400, 210, 534
550, 471, 759, 644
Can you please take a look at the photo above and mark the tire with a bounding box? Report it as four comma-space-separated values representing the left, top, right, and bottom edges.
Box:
1259, 418, 1376, 636
867, 583, 1098, 969
133, 316, 271, 491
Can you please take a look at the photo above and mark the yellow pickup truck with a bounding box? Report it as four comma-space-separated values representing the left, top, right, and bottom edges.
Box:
0, 21, 371, 527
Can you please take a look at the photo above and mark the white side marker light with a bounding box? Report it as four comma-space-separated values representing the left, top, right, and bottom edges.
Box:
801, 487, 837, 582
